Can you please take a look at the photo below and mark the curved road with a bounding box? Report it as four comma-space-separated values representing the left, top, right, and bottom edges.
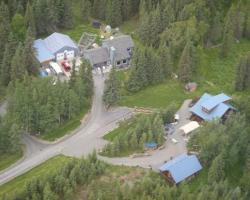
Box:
0, 73, 189, 186
0, 74, 134, 185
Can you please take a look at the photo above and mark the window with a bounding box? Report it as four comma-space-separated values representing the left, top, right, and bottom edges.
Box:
117, 61, 121, 65
123, 59, 127, 64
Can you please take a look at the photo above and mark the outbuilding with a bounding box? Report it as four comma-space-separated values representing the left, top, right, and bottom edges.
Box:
34, 32, 79, 65
179, 121, 200, 136
159, 154, 202, 184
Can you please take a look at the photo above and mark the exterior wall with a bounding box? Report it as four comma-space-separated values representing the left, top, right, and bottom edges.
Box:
115, 58, 131, 68
54, 46, 79, 61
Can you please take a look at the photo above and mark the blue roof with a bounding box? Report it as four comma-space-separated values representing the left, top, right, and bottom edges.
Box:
34, 32, 78, 63
201, 93, 231, 111
190, 93, 233, 121
43, 32, 78, 54
34, 39, 55, 63
144, 142, 157, 148
159, 154, 202, 184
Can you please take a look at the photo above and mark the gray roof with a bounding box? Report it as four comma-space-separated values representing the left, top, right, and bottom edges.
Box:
103, 35, 134, 61
43, 32, 78, 54
84, 47, 109, 65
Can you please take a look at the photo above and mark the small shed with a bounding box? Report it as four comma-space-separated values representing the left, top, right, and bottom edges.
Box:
185, 82, 197, 92
144, 142, 158, 150
159, 154, 202, 184
179, 121, 200, 135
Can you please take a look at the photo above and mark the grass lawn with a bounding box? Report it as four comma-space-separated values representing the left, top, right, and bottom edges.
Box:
119, 40, 250, 109
103, 116, 138, 141
0, 155, 72, 198
40, 108, 89, 141
0, 152, 23, 172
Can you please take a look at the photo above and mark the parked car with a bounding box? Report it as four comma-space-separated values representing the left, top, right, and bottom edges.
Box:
61, 61, 71, 72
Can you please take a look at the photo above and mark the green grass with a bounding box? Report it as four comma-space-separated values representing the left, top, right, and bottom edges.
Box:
0, 155, 72, 198
119, 40, 250, 109
40, 108, 89, 141
62, 23, 99, 42
103, 116, 138, 141
0, 152, 23, 172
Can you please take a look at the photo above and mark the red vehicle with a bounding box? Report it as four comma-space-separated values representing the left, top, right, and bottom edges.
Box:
61, 61, 71, 72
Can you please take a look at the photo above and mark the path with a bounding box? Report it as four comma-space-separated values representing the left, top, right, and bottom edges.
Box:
0, 73, 190, 186
0, 74, 133, 185
99, 99, 192, 170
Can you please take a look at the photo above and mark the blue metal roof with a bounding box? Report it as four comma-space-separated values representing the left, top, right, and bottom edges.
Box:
144, 142, 157, 149
34, 39, 55, 63
190, 93, 233, 121
159, 154, 202, 184
43, 32, 78, 54
201, 93, 231, 111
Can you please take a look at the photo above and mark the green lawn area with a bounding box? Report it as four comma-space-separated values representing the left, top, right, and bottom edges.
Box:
0, 152, 23, 172
103, 115, 140, 141
0, 155, 72, 198
40, 108, 89, 141
119, 40, 250, 109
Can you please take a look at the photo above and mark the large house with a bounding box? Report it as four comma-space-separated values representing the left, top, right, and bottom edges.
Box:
190, 93, 235, 122
34, 32, 79, 65
84, 35, 134, 68
159, 154, 202, 184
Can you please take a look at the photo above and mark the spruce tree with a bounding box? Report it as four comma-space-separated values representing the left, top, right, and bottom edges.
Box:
81, 0, 91, 23
0, 2, 10, 61
24, 1, 36, 36
106, 0, 122, 27
103, 67, 121, 108
221, 19, 234, 57
1, 32, 17, 86
178, 41, 193, 83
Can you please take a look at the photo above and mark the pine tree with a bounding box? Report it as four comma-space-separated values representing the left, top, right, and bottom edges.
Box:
178, 40, 193, 83
0, 2, 10, 61
1, 32, 17, 86
158, 45, 173, 78
11, 13, 26, 41
81, 0, 91, 23
103, 68, 121, 108
221, 18, 234, 57
106, 0, 122, 27
126, 48, 148, 92
10, 43, 26, 82
23, 27, 39, 75
24, 1, 36, 36
235, 55, 248, 91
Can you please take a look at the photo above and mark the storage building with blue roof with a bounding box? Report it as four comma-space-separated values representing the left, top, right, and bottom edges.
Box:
159, 154, 202, 184
34, 32, 79, 64
190, 93, 235, 122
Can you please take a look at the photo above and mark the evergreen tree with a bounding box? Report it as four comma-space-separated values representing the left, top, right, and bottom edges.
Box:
22, 27, 39, 75
221, 18, 234, 57
11, 13, 26, 41
0, 2, 10, 61
106, 0, 122, 27
0, 32, 17, 86
10, 43, 26, 82
81, 0, 91, 23
24, 1, 36, 36
178, 40, 194, 83
103, 67, 121, 108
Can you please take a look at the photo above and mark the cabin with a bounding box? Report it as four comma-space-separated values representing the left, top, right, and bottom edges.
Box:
159, 154, 202, 184
84, 35, 134, 69
190, 93, 235, 122
34, 32, 79, 65
102, 35, 134, 68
